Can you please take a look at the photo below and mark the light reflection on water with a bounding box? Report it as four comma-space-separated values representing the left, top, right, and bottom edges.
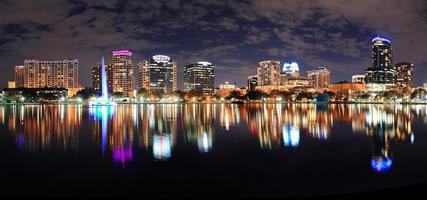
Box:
0, 103, 422, 173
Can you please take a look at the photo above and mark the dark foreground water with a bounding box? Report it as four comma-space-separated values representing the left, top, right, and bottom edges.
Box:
0, 103, 426, 197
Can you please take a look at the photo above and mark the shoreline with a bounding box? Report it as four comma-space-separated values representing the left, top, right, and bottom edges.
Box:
2, 101, 427, 105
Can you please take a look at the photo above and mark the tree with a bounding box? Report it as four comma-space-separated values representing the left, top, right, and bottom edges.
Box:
296, 92, 314, 101
2, 93, 24, 103
411, 88, 426, 100
323, 91, 336, 101
137, 88, 149, 99
173, 90, 186, 101
226, 90, 243, 100
244, 90, 267, 101
384, 90, 401, 101
111, 92, 124, 99
74, 88, 100, 100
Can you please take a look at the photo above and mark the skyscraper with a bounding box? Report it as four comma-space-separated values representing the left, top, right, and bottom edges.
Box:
15, 65, 24, 88
257, 60, 280, 86
23, 59, 79, 89
91, 65, 101, 90
91, 63, 114, 91
247, 75, 258, 91
111, 50, 134, 97
282, 62, 300, 78
365, 36, 396, 85
183, 62, 215, 95
307, 67, 331, 88
395, 62, 414, 88
138, 55, 177, 94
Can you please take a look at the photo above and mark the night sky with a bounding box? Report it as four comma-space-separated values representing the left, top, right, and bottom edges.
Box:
1, 0, 427, 89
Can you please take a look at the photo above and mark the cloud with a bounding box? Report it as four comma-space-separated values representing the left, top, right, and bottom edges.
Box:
1, 0, 427, 87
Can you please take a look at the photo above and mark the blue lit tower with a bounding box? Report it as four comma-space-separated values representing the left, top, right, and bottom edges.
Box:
365, 36, 396, 85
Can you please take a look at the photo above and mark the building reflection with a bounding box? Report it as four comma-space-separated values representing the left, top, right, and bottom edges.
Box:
89, 104, 178, 165
238, 103, 333, 149
0, 105, 81, 152
219, 103, 240, 131
182, 103, 215, 153
0, 103, 423, 171
363, 105, 414, 172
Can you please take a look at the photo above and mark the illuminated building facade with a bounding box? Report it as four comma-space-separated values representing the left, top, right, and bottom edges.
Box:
217, 81, 240, 98
138, 55, 177, 94
307, 67, 331, 88
257, 60, 281, 86
280, 77, 311, 88
15, 65, 24, 88
112, 50, 134, 97
91, 63, 113, 91
183, 62, 215, 95
7, 81, 16, 89
365, 37, 396, 86
91, 65, 101, 91
352, 75, 365, 84
395, 62, 413, 88
282, 62, 300, 78
247, 75, 258, 91
328, 82, 366, 99
23, 59, 79, 89
219, 81, 237, 90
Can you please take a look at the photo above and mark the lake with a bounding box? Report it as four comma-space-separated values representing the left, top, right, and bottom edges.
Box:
0, 103, 426, 197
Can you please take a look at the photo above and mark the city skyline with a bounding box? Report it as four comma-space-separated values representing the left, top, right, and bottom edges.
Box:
1, 0, 427, 89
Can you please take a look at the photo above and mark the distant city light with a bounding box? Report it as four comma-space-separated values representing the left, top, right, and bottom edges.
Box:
282, 62, 300, 74
112, 50, 132, 56
371, 36, 391, 43
152, 55, 171, 63
197, 61, 212, 66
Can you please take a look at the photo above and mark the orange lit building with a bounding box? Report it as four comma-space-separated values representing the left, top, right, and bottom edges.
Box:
327, 82, 366, 99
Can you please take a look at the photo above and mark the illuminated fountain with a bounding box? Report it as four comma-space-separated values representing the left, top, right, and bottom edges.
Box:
89, 57, 116, 106
89, 106, 115, 156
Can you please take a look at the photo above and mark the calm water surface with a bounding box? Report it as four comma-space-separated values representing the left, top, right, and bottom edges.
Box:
0, 103, 427, 197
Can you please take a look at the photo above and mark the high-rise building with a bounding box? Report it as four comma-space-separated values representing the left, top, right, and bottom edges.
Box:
91, 63, 113, 91
257, 60, 280, 86
247, 75, 258, 91
307, 67, 331, 88
282, 62, 300, 78
395, 62, 413, 88
365, 36, 396, 85
111, 50, 134, 97
183, 62, 215, 95
22, 59, 79, 89
352, 75, 365, 84
91, 65, 101, 90
138, 55, 177, 94
15, 65, 24, 88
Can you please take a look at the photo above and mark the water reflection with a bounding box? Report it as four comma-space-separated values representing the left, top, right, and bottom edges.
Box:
0, 105, 81, 152
183, 103, 215, 153
0, 103, 421, 172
